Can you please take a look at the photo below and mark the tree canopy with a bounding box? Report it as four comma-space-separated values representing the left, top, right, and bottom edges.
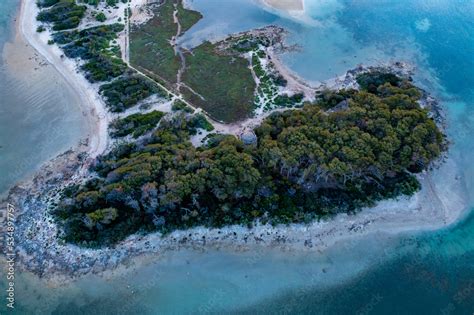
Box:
55, 73, 445, 247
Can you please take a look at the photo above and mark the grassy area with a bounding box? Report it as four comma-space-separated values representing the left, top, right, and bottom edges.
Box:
129, 0, 181, 85
130, 0, 255, 122
182, 42, 256, 122
176, 1, 202, 35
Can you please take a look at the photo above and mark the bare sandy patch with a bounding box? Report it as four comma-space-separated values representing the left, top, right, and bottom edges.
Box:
262, 0, 304, 11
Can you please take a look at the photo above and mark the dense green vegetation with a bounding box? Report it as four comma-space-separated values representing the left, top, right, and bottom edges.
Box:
36, 0, 86, 30
110, 111, 165, 138
55, 73, 445, 247
171, 100, 194, 113
99, 75, 169, 112
182, 42, 256, 123
188, 113, 215, 132
53, 23, 127, 82
95, 12, 106, 22
356, 71, 401, 93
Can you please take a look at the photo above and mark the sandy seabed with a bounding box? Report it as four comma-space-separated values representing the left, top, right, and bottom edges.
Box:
261, 0, 304, 12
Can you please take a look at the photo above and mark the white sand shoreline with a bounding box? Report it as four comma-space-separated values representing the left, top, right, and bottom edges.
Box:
9, 0, 471, 285
19, 0, 109, 161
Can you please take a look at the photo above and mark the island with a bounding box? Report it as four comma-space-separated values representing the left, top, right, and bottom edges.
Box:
6, 0, 452, 278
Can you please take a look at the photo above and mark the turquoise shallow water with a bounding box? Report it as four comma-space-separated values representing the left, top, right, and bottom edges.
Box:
0, 0, 86, 195
1, 0, 474, 314
236, 211, 474, 314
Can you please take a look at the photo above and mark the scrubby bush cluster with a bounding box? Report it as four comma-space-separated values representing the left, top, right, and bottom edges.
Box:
38, 0, 170, 122
36, 0, 86, 30
52, 24, 127, 82
171, 100, 194, 113
55, 73, 445, 247
273, 93, 304, 108
99, 75, 169, 112
95, 12, 106, 22
110, 111, 165, 138
188, 114, 215, 133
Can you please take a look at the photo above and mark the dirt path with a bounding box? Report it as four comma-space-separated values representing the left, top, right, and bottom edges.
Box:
171, 5, 187, 92
124, 7, 130, 62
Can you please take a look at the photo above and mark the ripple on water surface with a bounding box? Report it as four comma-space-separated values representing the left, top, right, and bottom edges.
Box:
0, 18, 87, 195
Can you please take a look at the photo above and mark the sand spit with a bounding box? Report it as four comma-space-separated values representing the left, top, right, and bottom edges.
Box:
19, 0, 110, 160
262, 0, 304, 12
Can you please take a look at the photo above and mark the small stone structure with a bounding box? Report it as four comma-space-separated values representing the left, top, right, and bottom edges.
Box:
240, 129, 257, 145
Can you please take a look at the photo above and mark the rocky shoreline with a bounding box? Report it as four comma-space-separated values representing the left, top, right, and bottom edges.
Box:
3, 60, 463, 283
0, 0, 463, 285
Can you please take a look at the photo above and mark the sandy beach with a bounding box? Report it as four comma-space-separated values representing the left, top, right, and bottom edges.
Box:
5, 0, 470, 285
19, 0, 109, 160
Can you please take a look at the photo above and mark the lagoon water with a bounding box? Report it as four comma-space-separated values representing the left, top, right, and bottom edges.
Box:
2, 0, 474, 314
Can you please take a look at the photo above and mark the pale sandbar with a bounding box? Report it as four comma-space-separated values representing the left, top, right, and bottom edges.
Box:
262, 0, 304, 12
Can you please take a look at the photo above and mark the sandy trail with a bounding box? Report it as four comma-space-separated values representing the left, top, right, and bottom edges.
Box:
172, 5, 187, 92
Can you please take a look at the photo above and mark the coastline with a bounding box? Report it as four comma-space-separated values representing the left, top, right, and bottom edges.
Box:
19, 0, 109, 161
7, 148, 469, 285
4, 0, 470, 285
